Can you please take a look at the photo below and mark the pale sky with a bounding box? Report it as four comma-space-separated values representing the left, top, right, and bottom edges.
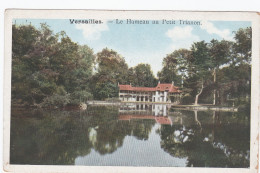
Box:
14, 19, 251, 76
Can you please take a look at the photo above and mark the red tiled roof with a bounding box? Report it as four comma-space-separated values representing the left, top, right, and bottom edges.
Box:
156, 83, 177, 92
118, 85, 155, 92
132, 87, 156, 92
118, 83, 181, 93
155, 116, 172, 125
118, 85, 132, 91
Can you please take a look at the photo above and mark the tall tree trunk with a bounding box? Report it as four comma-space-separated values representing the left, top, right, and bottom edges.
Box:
213, 68, 216, 105
194, 80, 204, 105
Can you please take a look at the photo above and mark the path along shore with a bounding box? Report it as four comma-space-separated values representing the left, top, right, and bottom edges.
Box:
86, 101, 238, 112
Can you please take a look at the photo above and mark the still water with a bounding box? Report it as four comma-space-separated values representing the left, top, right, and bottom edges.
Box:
10, 104, 250, 167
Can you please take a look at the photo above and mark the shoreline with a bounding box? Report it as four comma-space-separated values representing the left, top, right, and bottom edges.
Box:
87, 101, 238, 112
11, 101, 239, 112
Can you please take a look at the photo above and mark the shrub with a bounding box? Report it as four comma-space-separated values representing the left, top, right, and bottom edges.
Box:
41, 93, 70, 108
69, 90, 93, 105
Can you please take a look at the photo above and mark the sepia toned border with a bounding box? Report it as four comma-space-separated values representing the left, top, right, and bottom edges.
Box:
3, 9, 260, 173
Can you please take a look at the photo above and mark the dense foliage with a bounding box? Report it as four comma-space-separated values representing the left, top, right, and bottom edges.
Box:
158, 28, 251, 106
12, 24, 251, 107
12, 24, 95, 107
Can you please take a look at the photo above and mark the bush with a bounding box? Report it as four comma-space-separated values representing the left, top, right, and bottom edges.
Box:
69, 90, 93, 105
41, 94, 70, 108
180, 95, 194, 105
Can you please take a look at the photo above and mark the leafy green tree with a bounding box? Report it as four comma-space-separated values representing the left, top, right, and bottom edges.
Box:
215, 28, 252, 106
92, 48, 128, 100
97, 48, 129, 83
209, 39, 233, 105
157, 50, 190, 86
12, 23, 59, 105
132, 63, 157, 87
67, 45, 95, 105
95, 82, 119, 100
12, 24, 95, 107
232, 27, 252, 65
126, 67, 137, 85
189, 41, 212, 105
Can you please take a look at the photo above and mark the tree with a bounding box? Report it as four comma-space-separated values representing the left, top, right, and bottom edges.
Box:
157, 50, 191, 86
95, 82, 119, 100
232, 27, 252, 65
189, 41, 212, 105
132, 63, 157, 87
209, 39, 233, 105
214, 28, 252, 106
67, 45, 95, 105
126, 67, 137, 85
12, 24, 39, 105
92, 48, 129, 100
12, 23, 59, 105
12, 23, 95, 107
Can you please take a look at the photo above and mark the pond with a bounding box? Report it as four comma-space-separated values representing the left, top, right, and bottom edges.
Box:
10, 104, 250, 167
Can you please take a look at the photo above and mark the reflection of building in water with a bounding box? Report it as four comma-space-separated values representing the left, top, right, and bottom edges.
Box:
118, 115, 172, 125
118, 81, 181, 103
119, 104, 172, 125
153, 104, 167, 116
119, 104, 169, 116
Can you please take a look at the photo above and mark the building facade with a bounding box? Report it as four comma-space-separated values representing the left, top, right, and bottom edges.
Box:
118, 82, 181, 103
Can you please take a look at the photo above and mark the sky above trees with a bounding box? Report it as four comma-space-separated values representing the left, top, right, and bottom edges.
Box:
13, 19, 251, 75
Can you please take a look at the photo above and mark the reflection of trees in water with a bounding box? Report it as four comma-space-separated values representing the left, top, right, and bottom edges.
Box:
131, 119, 155, 140
194, 110, 202, 132
11, 106, 121, 164
11, 107, 155, 165
209, 111, 250, 167
11, 107, 249, 167
11, 110, 93, 165
159, 110, 250, 167
90, 119, 155, 155
90, 120, 126, 155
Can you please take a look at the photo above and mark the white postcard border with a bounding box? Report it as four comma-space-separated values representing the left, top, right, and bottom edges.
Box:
4, 10, 260, 173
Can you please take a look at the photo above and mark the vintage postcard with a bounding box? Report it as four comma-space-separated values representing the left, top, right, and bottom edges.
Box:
3, 10, 260, 173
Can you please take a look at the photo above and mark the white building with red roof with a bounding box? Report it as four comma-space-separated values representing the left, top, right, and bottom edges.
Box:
118, 81, 181, 103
